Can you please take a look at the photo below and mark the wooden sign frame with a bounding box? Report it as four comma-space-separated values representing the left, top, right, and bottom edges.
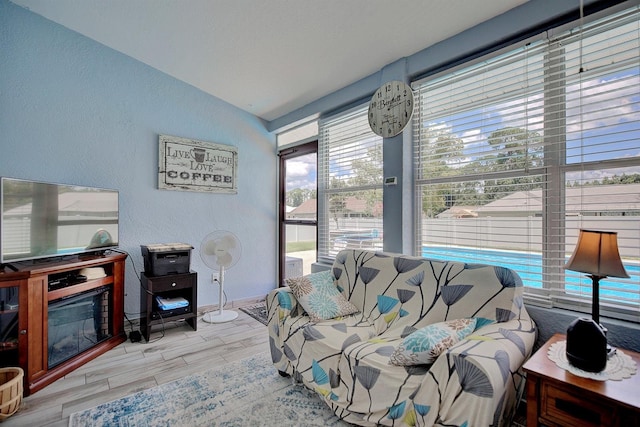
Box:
158, 134, 238, 194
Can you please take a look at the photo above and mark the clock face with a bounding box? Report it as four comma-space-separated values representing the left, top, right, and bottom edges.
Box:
368, 81, 414, 137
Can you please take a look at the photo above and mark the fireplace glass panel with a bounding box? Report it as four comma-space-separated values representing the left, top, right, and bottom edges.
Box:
48, 285, 112, 369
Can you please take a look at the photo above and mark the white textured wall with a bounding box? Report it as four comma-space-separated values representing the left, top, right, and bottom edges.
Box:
1, 0, 277, 316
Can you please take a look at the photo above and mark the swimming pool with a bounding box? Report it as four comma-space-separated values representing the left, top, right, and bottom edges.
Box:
421, 246, 640, 303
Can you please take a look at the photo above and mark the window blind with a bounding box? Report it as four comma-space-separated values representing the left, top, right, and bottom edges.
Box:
413, 6, 640, 321
318, 106, 383, 263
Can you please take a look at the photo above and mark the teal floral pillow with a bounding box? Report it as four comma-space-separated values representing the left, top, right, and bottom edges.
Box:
389, 318, 477, 366
286, 270, 359, 321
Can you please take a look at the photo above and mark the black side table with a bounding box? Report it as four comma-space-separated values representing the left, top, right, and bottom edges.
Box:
140, 271, 197, 341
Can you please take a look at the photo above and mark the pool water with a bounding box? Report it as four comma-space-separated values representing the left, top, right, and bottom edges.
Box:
422, 246, 640, 303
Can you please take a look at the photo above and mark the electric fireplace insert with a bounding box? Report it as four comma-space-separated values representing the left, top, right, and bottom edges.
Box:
47, 285, 112, 369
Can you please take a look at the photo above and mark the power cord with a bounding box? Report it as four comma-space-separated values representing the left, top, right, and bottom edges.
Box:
212, 273, 229, 310
112, 249, 146, 342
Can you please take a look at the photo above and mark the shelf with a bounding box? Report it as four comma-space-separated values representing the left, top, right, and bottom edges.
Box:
140, 271, 197, 342
47, 276, 113, 301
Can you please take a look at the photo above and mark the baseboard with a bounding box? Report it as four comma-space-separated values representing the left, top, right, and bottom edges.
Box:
197, 295, 267, 315
125, 295, 267, 327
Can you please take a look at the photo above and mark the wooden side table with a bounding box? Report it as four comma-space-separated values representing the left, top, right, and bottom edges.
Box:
523, 333, 640, 427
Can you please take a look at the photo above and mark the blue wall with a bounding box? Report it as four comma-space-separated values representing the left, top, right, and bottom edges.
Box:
3, 0, 638, 352
1, 0, 277, 316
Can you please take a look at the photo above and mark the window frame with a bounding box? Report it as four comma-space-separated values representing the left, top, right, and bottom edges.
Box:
412, 6, 640, 322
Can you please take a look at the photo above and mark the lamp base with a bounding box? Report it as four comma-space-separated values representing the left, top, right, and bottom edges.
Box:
566, 317, 609, 372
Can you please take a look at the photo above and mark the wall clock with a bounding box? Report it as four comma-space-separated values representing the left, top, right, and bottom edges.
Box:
368, 80, 414, 137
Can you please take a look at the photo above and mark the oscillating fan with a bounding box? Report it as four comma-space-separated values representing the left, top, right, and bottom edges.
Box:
200, 231, 242, 323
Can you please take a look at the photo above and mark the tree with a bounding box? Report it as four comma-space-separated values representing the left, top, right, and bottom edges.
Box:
485, 127, 543, 169
419, 126, 545, 216
349, 144, 383, 218
350, 144, 383, 186
286, 188, 317, 207
286, 188, 305, 207
480, 127, 544, 200
419, 127, 466, 217
328, 177, 347, 229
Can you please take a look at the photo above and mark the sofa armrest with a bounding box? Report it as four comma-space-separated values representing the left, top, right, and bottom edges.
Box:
417, 318, 536, 426
460, 318, 537, 364
266, 286, 302, 324
266, 286, 309, 374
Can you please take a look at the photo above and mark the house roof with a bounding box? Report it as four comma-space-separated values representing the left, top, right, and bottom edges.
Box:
288, 196, 383, 217
438, 184, 640, 217
289, 199, 316, 215
478, 184, 640, 214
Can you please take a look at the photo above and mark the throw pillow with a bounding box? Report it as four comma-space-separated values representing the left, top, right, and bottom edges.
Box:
286, 270, 359, 321
389, 318, 477, 366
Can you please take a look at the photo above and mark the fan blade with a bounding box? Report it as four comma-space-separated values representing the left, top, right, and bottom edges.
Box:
222, 235, 237, 249
217, 252, 233, 267
203, 239, 218, 255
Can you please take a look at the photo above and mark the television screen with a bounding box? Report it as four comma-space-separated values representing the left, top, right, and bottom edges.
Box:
1, 177, 119, 263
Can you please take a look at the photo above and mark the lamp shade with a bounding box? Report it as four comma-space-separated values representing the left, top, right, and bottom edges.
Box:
565, 229, 629, 278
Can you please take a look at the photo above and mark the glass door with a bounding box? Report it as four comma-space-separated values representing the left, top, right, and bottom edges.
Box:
0, 282, 20, 367
279, 141, 317, 285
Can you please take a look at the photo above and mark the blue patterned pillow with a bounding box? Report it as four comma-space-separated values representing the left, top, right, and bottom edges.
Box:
389, 318, 477, 366
286, 270, 359, 321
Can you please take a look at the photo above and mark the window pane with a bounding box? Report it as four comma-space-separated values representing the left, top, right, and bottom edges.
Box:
319, 106, 383, 260
277, 121, 319, 148
414, 6, 640, 318
327, 190, 383, 257
564, 166, 640, 307
284, 224, 316, 277
285, 152, 317, 221
281, 147, 317, 281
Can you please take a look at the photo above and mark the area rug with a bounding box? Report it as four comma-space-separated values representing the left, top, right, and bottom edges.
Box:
68, 352, 348, 427
239, 301, 268, 325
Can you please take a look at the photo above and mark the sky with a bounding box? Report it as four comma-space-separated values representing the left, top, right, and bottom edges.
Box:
285, 16, 640, 193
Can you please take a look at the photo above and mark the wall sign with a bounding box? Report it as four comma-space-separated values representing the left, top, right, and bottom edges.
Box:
158, 134, 238, 194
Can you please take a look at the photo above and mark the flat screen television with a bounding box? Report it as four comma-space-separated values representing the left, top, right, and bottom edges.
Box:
1, 177, 119, 263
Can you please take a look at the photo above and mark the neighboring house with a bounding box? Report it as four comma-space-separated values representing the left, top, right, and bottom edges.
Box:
342, 197, 383, 218
437, 184, 640, 218
436, 205, 479, 219
288, 197, 383, 219
287, 198, 316, 219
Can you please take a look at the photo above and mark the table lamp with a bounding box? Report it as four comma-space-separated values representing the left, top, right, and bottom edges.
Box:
564, 229, 629, 372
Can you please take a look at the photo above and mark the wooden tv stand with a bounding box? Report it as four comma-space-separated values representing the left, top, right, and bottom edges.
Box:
0, 252, 126, 395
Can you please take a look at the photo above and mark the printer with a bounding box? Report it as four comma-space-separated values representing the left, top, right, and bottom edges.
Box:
141, 243, 193, 276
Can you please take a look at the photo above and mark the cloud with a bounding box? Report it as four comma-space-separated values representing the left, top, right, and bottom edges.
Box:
285, 157, 317, 191
287, 160, 313, 178
566, 74, 639, 134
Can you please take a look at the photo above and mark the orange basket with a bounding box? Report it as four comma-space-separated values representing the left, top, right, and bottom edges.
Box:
0, 367, 23, 421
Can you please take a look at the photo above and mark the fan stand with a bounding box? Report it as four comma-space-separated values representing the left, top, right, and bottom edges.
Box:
202, 265, 238, 323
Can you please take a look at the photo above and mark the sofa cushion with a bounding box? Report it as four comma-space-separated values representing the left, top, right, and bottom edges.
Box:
389, 318, 477, 366
286, 270, 359, 321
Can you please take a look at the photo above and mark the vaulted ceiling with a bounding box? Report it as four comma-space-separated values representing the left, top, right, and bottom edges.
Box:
12, 0, 528, 121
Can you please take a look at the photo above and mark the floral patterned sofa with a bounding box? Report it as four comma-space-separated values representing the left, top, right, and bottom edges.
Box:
266, 249, 536, 426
